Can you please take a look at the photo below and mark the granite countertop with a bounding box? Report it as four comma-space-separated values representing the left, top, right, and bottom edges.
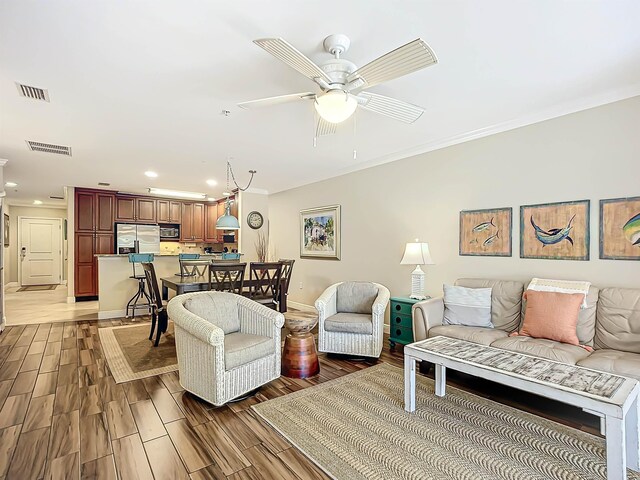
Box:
95, 253, 232, 258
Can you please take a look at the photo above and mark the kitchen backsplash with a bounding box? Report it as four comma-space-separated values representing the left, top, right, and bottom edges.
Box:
159, 241, 238, 255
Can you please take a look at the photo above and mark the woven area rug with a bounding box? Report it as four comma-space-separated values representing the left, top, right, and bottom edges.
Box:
17, 284, 57, 292
253, 363, 640, 480
99, 323, 178, 383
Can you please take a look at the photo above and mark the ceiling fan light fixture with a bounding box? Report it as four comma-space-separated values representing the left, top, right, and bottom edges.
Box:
314, 90, 357, 124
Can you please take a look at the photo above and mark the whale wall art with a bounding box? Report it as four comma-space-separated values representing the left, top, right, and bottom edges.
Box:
600, 196, 640, 261
459, 207, 512, 257
520, 200, 590, 261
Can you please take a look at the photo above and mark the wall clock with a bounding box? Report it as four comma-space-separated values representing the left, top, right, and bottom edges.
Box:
247, 211, 264, 229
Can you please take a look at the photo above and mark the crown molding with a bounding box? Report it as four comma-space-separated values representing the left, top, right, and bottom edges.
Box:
0, 159, 8, 167
272, 86, 640, 195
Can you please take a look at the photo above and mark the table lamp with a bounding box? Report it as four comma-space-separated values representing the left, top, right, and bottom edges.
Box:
400, 240, 434, 300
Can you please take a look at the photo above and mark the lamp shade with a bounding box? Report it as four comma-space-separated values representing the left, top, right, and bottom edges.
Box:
216, 199, 240, 230
400, 242, 434, 265
314, 90, 358, 124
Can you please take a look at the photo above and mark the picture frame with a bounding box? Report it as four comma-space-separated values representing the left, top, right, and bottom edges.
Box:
600, 196, 640, 261
459, 207, 512, 257
300, 205, 341, 260
520, 200, 590, 260
3, 213, 9, 247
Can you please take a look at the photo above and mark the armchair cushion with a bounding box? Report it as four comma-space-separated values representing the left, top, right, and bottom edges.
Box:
224, 332, 273, 370
336, 282, 378, 314
325, 313, 373, 335
184, 294, 240, 334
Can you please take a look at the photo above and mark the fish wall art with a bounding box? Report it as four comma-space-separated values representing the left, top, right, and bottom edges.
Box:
459, 207, 512, 257
600, 196, 640, 260
520, 200, 590, 260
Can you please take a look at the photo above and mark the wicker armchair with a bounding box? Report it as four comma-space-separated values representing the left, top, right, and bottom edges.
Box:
315, 282, 390, 358
167, 291, 284, 406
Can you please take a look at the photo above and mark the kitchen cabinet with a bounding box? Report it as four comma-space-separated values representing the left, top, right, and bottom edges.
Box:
74, 188, 116, 298
157, 200, 182, 224
115, 196, 157, 223
181, 202, 205, 241
205, 203, 218, 242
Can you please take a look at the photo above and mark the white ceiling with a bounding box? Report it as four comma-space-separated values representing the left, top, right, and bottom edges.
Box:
1, 1, 640, 206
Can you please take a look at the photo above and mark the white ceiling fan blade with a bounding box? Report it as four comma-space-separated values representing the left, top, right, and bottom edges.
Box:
253, 38, 332, 83
237, 92, 314, 110
357, 92, 425, 124
347, 39, 437, 89
316, 116, 337, 137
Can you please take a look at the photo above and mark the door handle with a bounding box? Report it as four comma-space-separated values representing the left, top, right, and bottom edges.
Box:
20, 246, 26, 259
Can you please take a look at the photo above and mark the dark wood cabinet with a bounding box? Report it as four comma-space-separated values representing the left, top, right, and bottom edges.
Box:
181, 202, 205, 241
157, 200, 182, 224
74, 188, 116, 298
135, 198, 156, 223
115, 197, 136, 222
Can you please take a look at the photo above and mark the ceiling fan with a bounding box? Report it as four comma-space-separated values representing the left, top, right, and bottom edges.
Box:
237, 34, 438, 137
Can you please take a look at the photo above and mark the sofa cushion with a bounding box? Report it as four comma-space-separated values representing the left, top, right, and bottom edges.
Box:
325, 313, 373, 335
576, 349, 640, 381
455, 279, 524, 332
184, 293, 240, 334
429, 325, 508, 346
594, 287, 640, 354
521, 284, 599, 346
518, 291, 583, 346
490, 336, 591, 365
224, 332, 273, 370
336, 282, 378, 314
443, 285, 492, 328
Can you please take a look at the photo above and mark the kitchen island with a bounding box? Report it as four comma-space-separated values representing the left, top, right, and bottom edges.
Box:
95, 254, 235, 319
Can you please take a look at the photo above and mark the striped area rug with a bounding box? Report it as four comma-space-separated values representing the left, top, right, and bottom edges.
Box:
253, 363, 640, 480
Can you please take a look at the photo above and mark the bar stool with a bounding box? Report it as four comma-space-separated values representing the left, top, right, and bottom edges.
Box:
125, 253, 154, 319
221, 252, 241, 260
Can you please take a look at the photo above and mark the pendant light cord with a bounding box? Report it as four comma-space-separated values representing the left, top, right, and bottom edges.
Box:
226, 161, 256, 193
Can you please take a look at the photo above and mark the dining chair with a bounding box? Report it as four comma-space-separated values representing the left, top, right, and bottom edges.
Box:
221, 252, 241, 260
141, 262, 168, 346
278, 259, 295, 312
126, 253, 154, 319
249, 262, 283, 310
208, 262, 246, 294
179, 253, 209, 276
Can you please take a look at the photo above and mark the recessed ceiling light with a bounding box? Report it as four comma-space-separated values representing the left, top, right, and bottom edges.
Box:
33, 200, 43, 205
145, 171, 158, 178
206, 179, 217, 186
207, 197, 216, 202
5, 182, 17, 187
222, 191, 231, 196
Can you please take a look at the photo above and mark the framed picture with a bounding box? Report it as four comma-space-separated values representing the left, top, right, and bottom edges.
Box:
300, 205, 341, 260
520, 200, 590, 260
459, 207, 512, 257
600, 196, 640, 260
3, 213, 8, 247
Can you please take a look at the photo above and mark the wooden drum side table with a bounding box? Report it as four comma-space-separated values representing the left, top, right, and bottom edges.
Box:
282, 312, 320, 378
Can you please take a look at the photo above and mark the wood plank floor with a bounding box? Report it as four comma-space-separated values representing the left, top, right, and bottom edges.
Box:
0, 318, 600, 480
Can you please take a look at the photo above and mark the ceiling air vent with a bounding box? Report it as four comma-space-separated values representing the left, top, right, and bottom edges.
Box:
26, 141, 72, 156
97, 182, 111, 187
16, 83, 50, 102
49, 195, 64, 200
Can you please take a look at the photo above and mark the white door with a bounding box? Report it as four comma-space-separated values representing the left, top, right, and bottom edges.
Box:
19, 218, 62, 286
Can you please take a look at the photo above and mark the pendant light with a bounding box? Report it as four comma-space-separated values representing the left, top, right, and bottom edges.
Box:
216, 160, 257, 230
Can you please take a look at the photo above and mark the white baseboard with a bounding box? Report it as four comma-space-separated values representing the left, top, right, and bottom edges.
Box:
98, 309, 126, 320
66, 297, 75, 304
62, 280, 68, 286
384, 324, 390, 334
287, 301, 316, 312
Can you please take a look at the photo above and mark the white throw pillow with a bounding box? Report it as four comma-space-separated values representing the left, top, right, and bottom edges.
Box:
443, 284, 493, 328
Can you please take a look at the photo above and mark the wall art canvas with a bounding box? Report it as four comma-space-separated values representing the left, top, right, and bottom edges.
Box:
459, 207, 512, 257
300, 205, 340, 260
600, 196, 640, 260
520, 200, 590, 260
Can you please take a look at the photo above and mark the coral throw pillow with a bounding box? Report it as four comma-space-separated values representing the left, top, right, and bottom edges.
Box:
518, 290, 583, 345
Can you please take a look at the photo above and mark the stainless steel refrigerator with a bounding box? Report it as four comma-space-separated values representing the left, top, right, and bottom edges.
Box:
116, 223, 160, 254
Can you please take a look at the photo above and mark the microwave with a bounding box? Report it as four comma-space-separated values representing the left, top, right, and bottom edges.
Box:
159, 225, 180, 239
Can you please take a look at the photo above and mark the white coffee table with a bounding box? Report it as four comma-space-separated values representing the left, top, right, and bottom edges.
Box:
404, 336, 640, 480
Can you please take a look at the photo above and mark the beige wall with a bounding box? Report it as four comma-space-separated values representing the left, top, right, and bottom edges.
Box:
8, 205, 68, 284
239, 191, 270, 263
269, 96, 640, 308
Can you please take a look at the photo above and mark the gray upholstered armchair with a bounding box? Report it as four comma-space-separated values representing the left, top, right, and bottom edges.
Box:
167, 291, 284, 406
315, 281, 390, 358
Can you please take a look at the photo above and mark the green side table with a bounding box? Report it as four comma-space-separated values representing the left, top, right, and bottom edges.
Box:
389, 297, 427, 350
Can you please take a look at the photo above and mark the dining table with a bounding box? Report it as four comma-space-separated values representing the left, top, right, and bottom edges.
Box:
160, 274, 288, 313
